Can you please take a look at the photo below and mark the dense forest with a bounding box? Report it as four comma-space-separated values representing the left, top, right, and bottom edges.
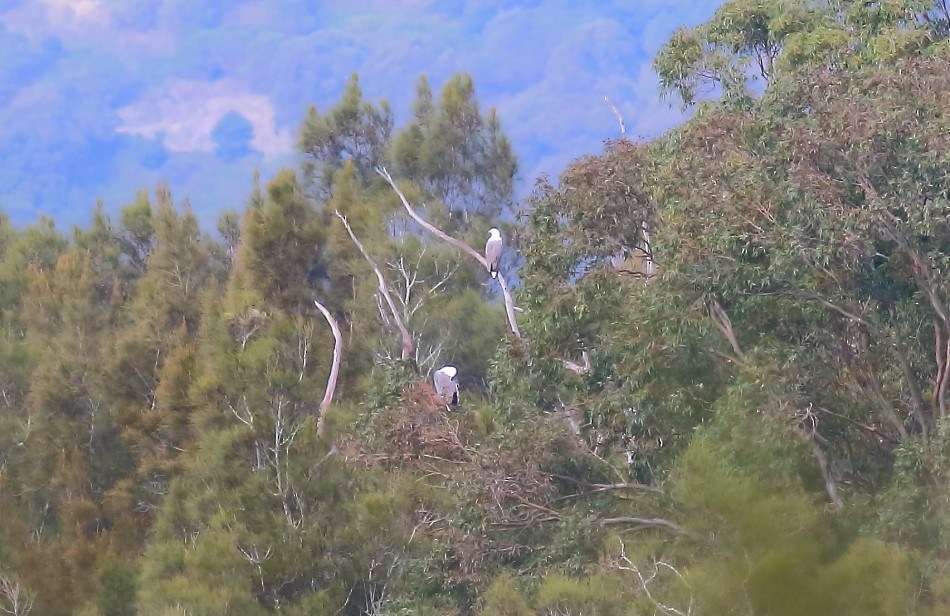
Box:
1, 0, 949, 614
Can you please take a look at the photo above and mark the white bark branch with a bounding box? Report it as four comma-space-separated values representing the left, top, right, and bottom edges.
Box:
334, 210, 415, 358
615, 541, 692, 616
708, 299, 744, 361
0, 572, 33, 616
376, 166, 522, 339
604, 96, 626, 137
811, 439, 844, 510
313, 300, 343, 437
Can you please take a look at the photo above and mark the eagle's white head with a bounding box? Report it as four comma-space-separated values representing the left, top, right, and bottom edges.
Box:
488, 227, 501, 240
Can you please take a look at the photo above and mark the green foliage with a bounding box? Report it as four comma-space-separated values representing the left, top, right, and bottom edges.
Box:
478, 574, 533, 616
4, 19, 950, 615
654, 0, 949, 108
0, 216, 67, 317
392, 73, 517, 224
660, 434, 910, 616
299, 72, 393, 193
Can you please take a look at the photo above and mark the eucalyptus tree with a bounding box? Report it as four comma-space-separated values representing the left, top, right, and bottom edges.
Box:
654, 0, 950, 109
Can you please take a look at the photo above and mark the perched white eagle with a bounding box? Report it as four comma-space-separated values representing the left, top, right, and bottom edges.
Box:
485, 227, 503, 279
433, 365, 460, 407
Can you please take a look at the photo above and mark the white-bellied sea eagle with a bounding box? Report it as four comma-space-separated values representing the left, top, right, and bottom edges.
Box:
433, 365, 460, 407
485, 227, 503, 279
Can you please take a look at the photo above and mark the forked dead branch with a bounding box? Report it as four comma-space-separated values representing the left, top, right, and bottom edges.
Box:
375, 166, 591, 375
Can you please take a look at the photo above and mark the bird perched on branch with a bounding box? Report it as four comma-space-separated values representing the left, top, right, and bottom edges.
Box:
485, 227, 503, 279
433, 365, 460, 407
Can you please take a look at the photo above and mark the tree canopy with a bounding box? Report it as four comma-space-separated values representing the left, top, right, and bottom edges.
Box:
2, 2, 950, 614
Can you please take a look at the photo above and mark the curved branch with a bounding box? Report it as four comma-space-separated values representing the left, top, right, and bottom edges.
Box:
599, 516, 688, 534
604, 96, 626, 137
708, 299, 744, 360
313, 300, 342, 437
811, 440, 843, 510
334, 210, 415, 359
548, 472, 665, 502
376, 166, 522, 339
936, 320, 950, 422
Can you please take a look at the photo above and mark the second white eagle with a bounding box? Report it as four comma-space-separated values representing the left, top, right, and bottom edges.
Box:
485, 227, 503, 279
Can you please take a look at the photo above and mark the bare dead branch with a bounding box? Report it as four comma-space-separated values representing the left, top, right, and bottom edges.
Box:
334, 210, 415, 359
892, 340, 929, 438
548, 472, 665, 502
615, 541, 693, 616
908, 249, 950, 326
935, 320, 950, 422
707, 299, 744, 360
600, 516, 688, 534
842, 370, 908, 441
386, 250, 460, 321
0, 571, 34, 616
818, 396, 901, 443
376, 166, 522, 339
794, 292, 874, 328
810, 439, 843, 510
313, 299, 343, 437
427, 262, 461, 297
604, 96, 626, 137
639, 222, 655, 277
226, 395, 255, 427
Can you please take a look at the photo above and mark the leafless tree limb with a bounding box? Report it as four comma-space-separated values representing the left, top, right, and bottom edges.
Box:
377, 167, 595, 375
708, 299, 745, 360
615, 541, 693, 616
939, 324, 950, 423
604, 96, 626, 137
386, 250, 460, 322
0, 571, 33, 616
226, 395, 255, 427
892, 340, 929, 437
313, 299, 343, 437
600, 516, 688, 534
794, 292, 874, 328
810, 439, 843, 510
795, 405, 845, 509
376, 166, 522, 339
237, 543, 272, 600
908, 248, 950, 326
335, 209, 415, 359
814, 404, 899, 444
547, 472, 665, 501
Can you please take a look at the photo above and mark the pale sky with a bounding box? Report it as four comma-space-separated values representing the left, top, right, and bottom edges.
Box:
0, 0, 721, 227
